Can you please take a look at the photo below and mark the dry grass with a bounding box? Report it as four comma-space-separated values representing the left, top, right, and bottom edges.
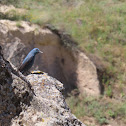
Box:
66, 94, 126, 125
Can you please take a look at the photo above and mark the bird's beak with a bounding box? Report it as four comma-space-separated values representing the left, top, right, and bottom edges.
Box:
39, 51, 43, 53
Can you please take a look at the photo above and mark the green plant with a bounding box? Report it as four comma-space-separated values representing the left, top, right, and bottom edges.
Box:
97, 117, 108, 125
16, 22, 22, 28
105, 85, 112, 97
0, 0, 19, 5
116, 103, 126, 117
107, 110, 116, 118
66, 94, 126, 125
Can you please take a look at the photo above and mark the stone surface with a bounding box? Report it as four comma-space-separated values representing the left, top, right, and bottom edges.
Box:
0, 46, 33, 125
0, 46, 85, 126
12, 74, 85, 126
0, 4, 26, 15
0, 19, 100, 96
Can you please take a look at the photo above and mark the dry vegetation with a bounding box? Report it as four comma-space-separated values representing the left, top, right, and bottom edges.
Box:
1, 0, 126, 125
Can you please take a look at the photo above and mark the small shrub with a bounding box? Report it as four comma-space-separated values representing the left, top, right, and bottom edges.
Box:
16, 22, 22, 28
105, 85, 112, 97
0, 0, 19, 5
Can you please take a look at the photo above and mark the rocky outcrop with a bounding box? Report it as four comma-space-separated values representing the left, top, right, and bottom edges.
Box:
0, 45, 33, 125
0, 18, 100, 96
0, 46, 85, 126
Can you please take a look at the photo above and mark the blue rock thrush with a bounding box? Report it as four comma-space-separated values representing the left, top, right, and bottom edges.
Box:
19, 48, 43, 73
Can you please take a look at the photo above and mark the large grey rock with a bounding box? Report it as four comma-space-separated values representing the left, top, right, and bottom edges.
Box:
0, 46, 86, 126
12, 74, 85, 126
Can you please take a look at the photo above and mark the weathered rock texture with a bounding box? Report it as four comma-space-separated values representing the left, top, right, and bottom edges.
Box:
0, 46, 85, 126
0, 18, 100, 96
0, 46, 33, 125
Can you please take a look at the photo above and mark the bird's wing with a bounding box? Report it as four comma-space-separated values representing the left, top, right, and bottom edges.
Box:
18, 55, 34, 72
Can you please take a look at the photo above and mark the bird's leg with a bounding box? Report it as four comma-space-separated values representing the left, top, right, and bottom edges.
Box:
41, 79, 45, 88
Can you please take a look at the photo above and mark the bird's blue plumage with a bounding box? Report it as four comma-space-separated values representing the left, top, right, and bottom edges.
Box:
19, 48, 43, 73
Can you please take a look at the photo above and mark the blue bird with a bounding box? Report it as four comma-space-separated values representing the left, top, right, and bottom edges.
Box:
19, 48, 43, 73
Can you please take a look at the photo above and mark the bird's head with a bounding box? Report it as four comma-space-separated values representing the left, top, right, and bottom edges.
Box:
33, 48, 43, 55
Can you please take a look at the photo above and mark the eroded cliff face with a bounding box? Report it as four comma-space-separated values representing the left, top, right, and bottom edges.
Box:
0, 46, 85, 126
0, 19, 100, 96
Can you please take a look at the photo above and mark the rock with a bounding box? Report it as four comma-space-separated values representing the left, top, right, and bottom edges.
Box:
0, 46, 86, 126
0, 45, 33, 125
0, 4, 26, 16
0, 19, 100, 96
